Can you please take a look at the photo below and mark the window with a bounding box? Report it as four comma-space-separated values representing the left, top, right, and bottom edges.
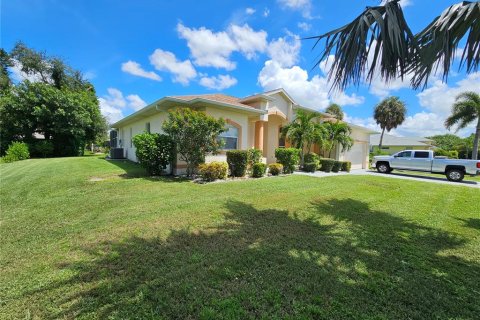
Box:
130, 128, 133, 148
278, 126, 285, 148
145, 122, 151, 133
414, 151, 430, 158
396, 151, 412, 158
218, 125, 238, 150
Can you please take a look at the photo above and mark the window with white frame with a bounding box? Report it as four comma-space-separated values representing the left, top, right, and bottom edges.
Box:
218, 124, 239, 150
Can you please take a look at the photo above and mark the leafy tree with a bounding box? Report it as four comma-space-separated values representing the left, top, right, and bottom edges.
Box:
325, 103, 344, 120
309, 1, 480, 90
281, 109, 326, 165
321, 121, 354, 158
374, 97, 407, 148
427, 134, 465, 151
0, 49, 13, 92
445, 91, 480, 160
162, 108, 226, 176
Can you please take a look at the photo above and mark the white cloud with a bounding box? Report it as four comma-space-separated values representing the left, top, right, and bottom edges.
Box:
297, 22, 311, 31
149, 49, 197, 85
98, 88, 147, 123
176, 22, 268, 70
199, 74, 238, 90
245, 7, 255, 15
278, 0, 312, 18
267, 33, 301, 67
263, 8, 270, 17
121, 60, 161, 81
369, 75, 412, 99
381, 0, 413, 7
10, 60, 48, 83
258, 60, 364, 110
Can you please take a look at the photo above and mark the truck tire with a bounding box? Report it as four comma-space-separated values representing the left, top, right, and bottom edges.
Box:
376, 162, 390, 174
446, 169, 464, 182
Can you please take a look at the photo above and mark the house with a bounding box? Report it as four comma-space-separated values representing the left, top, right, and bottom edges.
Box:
111, 88, 377, 174
370, 133, 434, 154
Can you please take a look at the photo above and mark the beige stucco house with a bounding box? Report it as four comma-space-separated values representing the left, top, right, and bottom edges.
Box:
111, 88, 377, 174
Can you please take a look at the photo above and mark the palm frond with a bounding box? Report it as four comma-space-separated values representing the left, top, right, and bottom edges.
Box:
306, 0, 415, 91
411, 1, 480, 89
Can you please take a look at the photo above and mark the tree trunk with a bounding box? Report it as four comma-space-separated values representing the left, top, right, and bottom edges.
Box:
472, 118, 480, 160
378, 128, 386, 150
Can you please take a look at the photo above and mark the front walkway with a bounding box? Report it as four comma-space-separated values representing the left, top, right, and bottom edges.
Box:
294, 169, 480, 188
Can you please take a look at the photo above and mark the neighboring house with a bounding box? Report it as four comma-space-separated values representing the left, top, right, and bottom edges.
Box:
370, 133, 434, 154
111, 88, 377, 174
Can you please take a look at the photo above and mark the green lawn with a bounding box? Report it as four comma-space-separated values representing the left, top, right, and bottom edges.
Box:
1, 156, 479, 319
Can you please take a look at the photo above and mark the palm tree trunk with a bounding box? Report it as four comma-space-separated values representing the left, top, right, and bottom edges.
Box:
472, 118, 480, 160
379, 128, 385, 150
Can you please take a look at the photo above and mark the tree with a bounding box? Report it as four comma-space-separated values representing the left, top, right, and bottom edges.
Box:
427, 134, 465, 151
321, 121, 354, 158
308, 1, 480, 91
0, 49, 13, 92
374, 97, 407, 149
280, 109, 325, 166
162, 108, 226, 176
445, 91, 480, 160
325, 103, 344, 120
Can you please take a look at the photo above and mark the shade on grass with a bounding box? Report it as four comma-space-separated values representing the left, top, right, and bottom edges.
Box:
0, 156, 479, 319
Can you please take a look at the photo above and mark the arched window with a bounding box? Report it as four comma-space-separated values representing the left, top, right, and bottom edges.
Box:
218, 124, 239, 150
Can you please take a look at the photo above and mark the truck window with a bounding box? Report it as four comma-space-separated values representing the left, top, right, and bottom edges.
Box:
414, 151, 430, 158
396, 151, 412, 158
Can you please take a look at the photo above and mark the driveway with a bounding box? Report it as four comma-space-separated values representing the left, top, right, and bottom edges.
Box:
295, 169, 480, 188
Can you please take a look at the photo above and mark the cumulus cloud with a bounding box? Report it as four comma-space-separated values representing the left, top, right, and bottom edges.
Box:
297, 22, 311, 31
245, 7, 255, 15
10, 60, 49, 83
381, 0, 413, 7
149, 49, 197, 85
199, 74, 238, 90
121, 60, 161, 81
267, 33, 301, 67
98, 88, 147, 124
258, 60, 364, 110
278, 0, 312, 18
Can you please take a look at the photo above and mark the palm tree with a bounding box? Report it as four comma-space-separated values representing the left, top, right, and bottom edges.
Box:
445, 92, 480, 160
281, 109, 325, 165
321, 121, 353, 158
307, 1, 480, 91
374, 97, 407, 149
325, 103, 344, 120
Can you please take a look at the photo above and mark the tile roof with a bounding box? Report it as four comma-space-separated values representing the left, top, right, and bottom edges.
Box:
169, 94, 258, 109
370, 133, 433, 146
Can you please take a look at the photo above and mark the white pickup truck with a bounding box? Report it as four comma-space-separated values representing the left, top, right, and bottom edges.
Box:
372, 150, 480, 182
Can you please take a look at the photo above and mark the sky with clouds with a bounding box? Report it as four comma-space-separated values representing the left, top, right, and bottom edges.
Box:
3, 0, 479, 137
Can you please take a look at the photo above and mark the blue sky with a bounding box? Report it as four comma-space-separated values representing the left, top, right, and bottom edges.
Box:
3, 0, 479, 137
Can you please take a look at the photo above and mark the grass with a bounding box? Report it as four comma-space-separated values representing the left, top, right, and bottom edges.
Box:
1, 156, 479, 319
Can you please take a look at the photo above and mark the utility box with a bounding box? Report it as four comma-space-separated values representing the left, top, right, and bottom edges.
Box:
110, 148, 124, 159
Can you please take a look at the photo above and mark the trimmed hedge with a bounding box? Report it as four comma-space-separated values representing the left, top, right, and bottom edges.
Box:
304, 152, 320, 170
268, 163, 283, 176
252, 162, 267, 178
319, 158, 335, 172
332, 161, 342, 172
247, 148, 262, 171
133, 133, 174, 176
198, 162, 228, 181
275, 148, 300, 174
341, 161, 352, 172
2, 142, 30, 163
303, 162, 317, 173
226, 150, 248, 177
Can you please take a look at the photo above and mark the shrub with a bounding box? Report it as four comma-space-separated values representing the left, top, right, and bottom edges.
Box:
304, 152, 320, 170
198, 162, 228, 181
275, 148, 300, 174
341, 161, 352, 172
251, 162, 267, 178
319, 158, 335, 172
133, 133, 174, 176
332, 161, 342, 172
2, 142, 30, 163
226, 150, 248, 177
268, 163, 283, 176
247, 148, 262, 171
303, 162, 317, 173
434, 149, 459, 159
33, 140, 54, 158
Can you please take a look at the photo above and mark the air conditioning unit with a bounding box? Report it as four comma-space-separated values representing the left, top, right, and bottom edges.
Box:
110, 148, 124, 159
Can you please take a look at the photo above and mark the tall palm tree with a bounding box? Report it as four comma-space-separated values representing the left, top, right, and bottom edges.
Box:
445, 91, 480, 160
321, 121, 353, 158
325, 103, 344, 120
281, 109, 325, 165
374, 97, 407, 149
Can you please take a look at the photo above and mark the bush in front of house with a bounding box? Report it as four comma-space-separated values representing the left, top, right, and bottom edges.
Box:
275, 148, 300, 174
247, 148, 262, 172
332, 160, 343, 172
198, 162, 228, 181
226, 150, 248, 177
133, 132, 174, 176
319, 158, 335, 172
251, 162, 267, 178
303, 162, 317, 173
2, 142, 30, 163
304, 152, 320, 170
341, 161, 352, 172
268, 163, 283, 176
32, 140, 54, 158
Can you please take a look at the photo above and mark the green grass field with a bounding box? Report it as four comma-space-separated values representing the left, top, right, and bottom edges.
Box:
1, 156, 479, 319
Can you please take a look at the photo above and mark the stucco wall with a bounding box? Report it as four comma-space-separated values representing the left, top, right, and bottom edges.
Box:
370, 145, 430, 154
205, 106, 250, 150
338, 127, 370, 169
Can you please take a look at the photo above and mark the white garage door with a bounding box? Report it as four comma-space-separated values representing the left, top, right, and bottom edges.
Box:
344, 142, 366, 169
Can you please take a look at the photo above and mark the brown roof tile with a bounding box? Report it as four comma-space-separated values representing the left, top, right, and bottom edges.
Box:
169, 94, 258, 109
